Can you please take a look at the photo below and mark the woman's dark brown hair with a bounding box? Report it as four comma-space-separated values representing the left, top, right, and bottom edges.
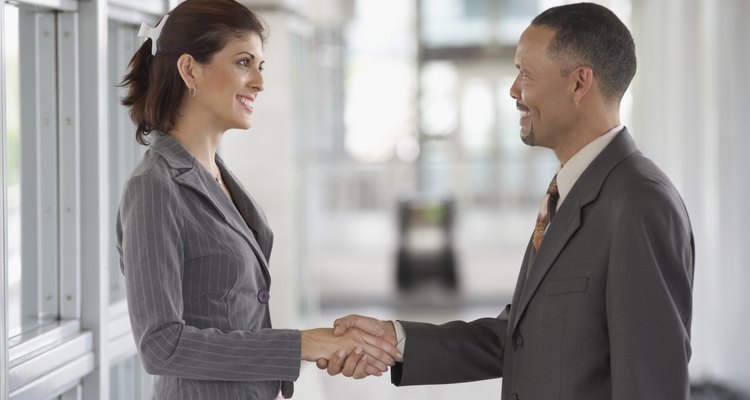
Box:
121, 0, 267, 145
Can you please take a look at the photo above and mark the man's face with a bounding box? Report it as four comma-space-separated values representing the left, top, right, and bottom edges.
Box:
509, 25, 577, 149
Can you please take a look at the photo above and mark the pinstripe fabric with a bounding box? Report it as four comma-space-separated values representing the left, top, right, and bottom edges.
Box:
116, 133, 301, 400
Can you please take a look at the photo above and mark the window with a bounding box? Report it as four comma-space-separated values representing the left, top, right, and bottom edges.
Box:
3, 1, 92, 399
110, 356, 152, 400
420, 0, 539, 47
1, 0, 175, 399
5, 1, 60, 339
107, 20, 142, 305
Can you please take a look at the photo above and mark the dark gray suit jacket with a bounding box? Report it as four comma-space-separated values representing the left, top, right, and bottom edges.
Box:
117, 133, 300, 400
392, 130, 695, 400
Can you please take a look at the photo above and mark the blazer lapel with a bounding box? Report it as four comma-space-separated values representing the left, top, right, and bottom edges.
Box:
511, 129, 639, 333
150, 133, 272, 284
216, 155, 274, 266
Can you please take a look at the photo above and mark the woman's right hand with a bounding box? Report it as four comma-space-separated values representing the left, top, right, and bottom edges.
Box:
299, 328, 399, 375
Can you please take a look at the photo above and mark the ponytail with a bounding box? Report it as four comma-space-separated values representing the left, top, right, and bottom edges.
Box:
120, 42, 157, 145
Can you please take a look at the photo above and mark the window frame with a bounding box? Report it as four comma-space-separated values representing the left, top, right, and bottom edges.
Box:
1, 0, 9, 395
1, 2, 91, 399
17, 2, 61, 338
1, 1, 180, 399
9, 0, 77, 12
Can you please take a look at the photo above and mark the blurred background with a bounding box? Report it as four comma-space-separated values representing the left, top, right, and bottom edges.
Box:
1, 0, 748, 399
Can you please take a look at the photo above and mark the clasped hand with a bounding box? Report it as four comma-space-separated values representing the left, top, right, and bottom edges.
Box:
311, 315, 399, 379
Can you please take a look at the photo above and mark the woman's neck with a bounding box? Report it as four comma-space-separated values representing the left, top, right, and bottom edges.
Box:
170, 106, 224, 174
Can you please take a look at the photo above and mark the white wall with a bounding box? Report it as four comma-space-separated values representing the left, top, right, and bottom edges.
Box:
630, 0, 750, 390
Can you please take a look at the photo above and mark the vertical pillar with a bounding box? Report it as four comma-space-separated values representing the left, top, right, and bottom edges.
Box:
78, 0, 109, 398
715, 0, 750, 391
0, 3, 9, 398
631, 0, 750, 391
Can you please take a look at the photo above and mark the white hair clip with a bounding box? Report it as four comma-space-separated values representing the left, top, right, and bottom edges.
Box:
138, 14, 170, 56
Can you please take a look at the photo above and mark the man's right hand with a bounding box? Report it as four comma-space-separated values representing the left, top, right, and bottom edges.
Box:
316, 314, 401, 379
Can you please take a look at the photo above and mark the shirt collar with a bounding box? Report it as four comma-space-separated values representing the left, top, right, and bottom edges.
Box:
556, 125, 624, 209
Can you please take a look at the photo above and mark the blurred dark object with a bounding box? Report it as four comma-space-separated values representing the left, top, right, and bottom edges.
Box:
691, 381, 750, 400
396, 197, 457, 291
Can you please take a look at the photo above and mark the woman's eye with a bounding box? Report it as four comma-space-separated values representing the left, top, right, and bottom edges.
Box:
238, 59, 250, 67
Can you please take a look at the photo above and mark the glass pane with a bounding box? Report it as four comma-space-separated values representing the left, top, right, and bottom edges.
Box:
110, 356, 152, 400
420, 0, 540, 47
421, 0, 492, 47
5, 3, 22, 335
56, 385, 81, 400
345, 0, 416, 163
107, 21, 141, 304
495, 0, 539, 45
5, 3, 60, 337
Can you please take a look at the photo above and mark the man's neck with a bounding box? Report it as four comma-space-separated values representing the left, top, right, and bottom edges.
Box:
554, 115, 620, 165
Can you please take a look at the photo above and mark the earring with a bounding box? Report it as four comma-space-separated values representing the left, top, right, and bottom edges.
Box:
189, 86, 196, 98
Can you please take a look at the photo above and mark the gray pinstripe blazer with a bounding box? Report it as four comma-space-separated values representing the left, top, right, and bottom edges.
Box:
116, 132, 300, 400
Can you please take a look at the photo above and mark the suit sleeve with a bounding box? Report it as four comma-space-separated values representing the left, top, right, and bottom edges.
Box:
391, 306, 509, 386
117, 174, 301, 382
607, 184, 694, 399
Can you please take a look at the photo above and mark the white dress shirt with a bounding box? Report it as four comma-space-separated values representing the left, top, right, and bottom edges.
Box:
392, 124, 625, 356
555, 124, 623, 210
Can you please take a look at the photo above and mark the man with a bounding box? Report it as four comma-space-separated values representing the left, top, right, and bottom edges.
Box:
319, 3, 695, 399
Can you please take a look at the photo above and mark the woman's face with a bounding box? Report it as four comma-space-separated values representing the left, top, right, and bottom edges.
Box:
192, 31, 265, 132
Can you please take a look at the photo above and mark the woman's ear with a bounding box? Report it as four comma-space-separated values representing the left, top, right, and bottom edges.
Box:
176, 53, 199, 91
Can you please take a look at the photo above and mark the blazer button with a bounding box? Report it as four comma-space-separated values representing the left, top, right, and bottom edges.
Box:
515, 334, 524, 349
258, 289, 270, 304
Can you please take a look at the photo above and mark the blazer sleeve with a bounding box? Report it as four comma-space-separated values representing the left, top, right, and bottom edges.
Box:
117, 173, 301, 382
606, 184, 694, 399
391, 306, 509, 386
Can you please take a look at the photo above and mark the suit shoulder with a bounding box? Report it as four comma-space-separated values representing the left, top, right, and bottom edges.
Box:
119, 153, 184, 214
124, 150, 177, 189
608, 152, 680, 199
605, 152, 691, 224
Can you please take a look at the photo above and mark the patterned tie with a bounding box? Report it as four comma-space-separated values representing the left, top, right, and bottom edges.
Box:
532, 174, 560, 253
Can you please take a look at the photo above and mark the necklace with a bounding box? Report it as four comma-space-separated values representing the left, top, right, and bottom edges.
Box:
213, 171, 223, 185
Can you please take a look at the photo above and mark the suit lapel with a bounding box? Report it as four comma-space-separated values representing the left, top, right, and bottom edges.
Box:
508, 239, 533, 329
216, 156, 274, 268
510, 129, 639, 333
150, 133, 272, 285
512, 196, 583, 332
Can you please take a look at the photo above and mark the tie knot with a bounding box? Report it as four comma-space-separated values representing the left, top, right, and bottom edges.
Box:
547, 175, 559, 198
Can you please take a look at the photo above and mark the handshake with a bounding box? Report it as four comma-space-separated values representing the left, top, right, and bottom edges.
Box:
300, 315, 401, 379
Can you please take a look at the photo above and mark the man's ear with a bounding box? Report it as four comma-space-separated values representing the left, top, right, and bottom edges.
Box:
176, 53, 199, 91
571, 65, 594, 105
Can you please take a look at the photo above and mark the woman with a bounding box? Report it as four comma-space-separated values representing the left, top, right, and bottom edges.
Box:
116, 1, 399, 399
